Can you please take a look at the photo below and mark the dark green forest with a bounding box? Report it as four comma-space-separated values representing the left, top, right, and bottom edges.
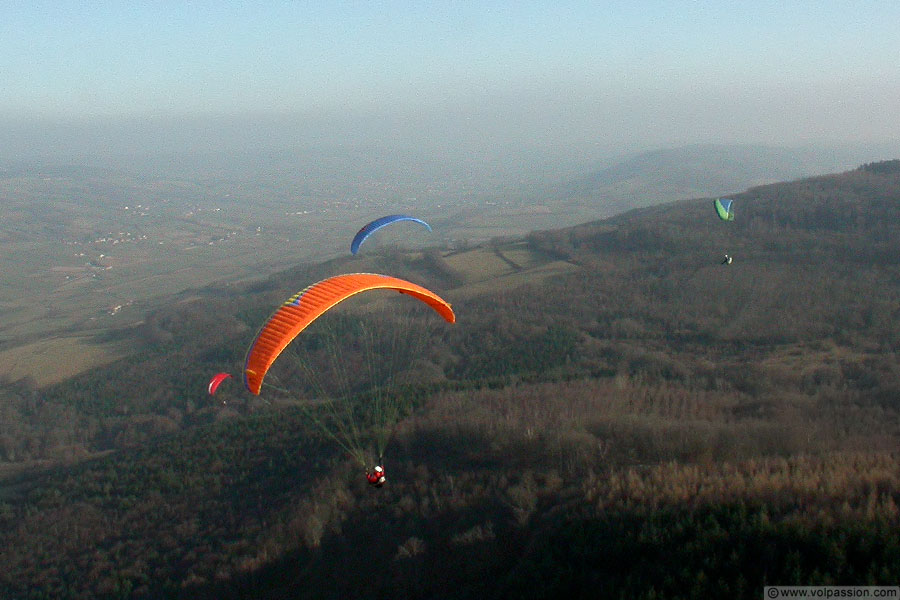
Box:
1, 163, 899, 599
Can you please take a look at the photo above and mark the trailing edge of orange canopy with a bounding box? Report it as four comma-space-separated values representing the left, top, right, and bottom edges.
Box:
243, 273, 456, 395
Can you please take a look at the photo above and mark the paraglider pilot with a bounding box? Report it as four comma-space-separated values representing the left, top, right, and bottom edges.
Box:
366, 465, 386, 488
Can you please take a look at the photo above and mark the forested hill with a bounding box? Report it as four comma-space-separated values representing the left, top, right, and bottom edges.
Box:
564, 144, 857, 213
1, 162, 899, 599
544, 159, 900, 262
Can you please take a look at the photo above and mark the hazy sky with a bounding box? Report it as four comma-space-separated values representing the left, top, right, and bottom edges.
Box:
3, 1, 899, 168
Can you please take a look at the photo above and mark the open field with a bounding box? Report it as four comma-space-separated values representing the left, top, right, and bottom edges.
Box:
0, 334, 131, 386
441, 243, 579, 299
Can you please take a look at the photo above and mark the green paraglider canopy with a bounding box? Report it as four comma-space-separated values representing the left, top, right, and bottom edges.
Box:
714, 198, 735, 221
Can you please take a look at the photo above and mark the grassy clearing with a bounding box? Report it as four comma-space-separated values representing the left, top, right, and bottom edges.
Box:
439, 243, 579, 297
499, 243, 553, 270
452, 259, 579, 298
0, 335, 127, 386
443, 247, 515, 282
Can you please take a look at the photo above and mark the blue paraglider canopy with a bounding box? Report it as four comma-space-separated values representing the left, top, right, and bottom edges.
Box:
350, 215, 432, 255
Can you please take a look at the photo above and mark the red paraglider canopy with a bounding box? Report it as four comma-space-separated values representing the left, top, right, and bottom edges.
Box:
208, 372, 233, 395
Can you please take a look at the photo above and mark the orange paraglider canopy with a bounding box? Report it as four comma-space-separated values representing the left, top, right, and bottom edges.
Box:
243, 273, 455, 395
